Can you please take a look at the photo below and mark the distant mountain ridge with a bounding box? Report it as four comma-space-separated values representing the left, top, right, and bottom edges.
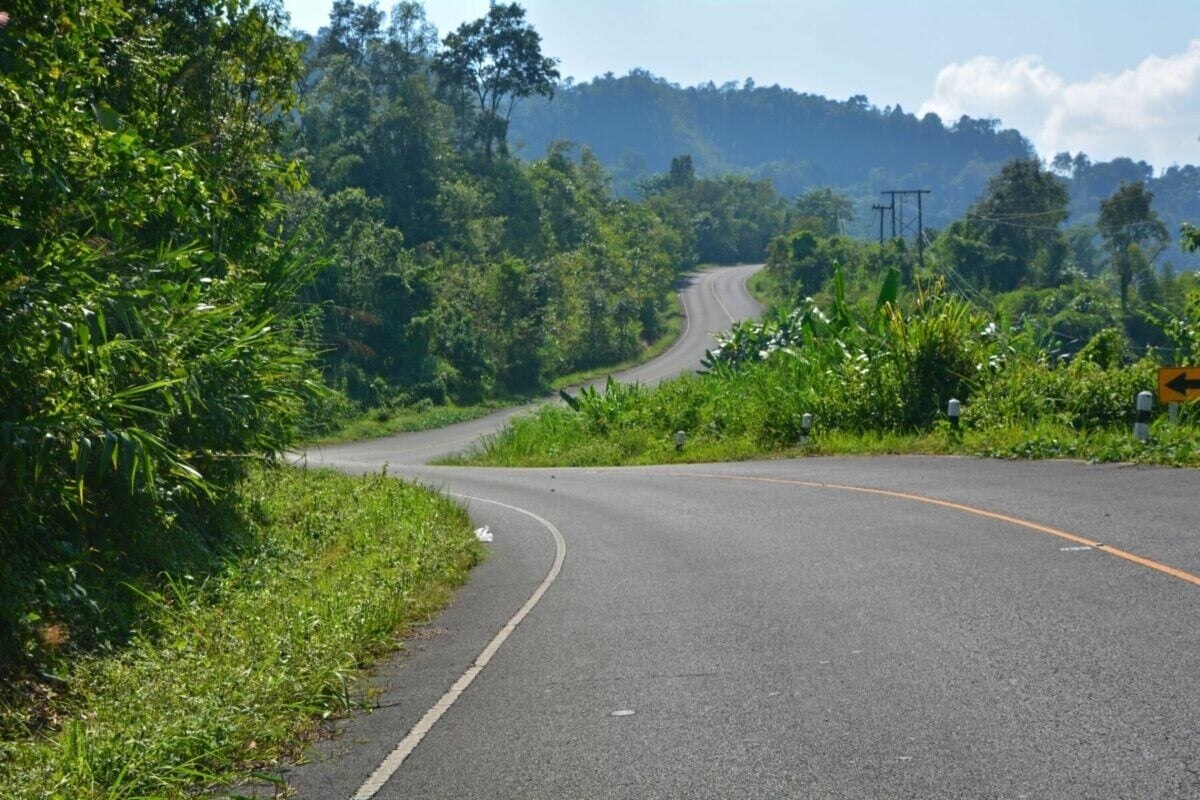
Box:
510, 70, 1200, 264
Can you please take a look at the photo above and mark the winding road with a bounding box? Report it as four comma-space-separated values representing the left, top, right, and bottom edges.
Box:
307, 264, 762, 468
287, 265, 1200, 799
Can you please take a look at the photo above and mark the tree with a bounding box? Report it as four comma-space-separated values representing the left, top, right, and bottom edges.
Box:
318, 0, 385, 66
793, 187, 856, 236
0, 0, 316, 665
1098, 181, 1168, 308
1184, 223, 1200, 253
963, 158, 1070, 290
667, 154, 696, 188
434, 2, 559, 159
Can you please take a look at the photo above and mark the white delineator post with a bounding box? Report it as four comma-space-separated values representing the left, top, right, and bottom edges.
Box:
1134, 391, 1153, 442
799, 413, 813, 446
674, 430, 685, 453
947, 398, 961, 433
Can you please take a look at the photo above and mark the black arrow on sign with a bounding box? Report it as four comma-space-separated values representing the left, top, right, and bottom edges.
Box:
1165, 372, 1200, 395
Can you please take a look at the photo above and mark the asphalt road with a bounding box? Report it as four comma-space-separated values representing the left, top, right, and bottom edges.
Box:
280, 267, 1200, 799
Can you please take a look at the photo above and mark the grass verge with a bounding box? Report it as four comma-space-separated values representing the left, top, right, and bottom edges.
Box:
310, 402, 503, 445
452, 402, 1200, 469
0, 466, 482, 799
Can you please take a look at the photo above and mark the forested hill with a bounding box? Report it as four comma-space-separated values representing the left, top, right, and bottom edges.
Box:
509, 70, 1033, 229
509, 70, 1200, 259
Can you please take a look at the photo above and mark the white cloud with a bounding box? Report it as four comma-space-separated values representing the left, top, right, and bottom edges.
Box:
920, 41, 1200, 168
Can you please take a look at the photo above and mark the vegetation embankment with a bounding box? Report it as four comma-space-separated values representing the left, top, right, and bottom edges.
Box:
461, 269, 1200, 468
0, 466, 480, 799
461, 162, 1200, 469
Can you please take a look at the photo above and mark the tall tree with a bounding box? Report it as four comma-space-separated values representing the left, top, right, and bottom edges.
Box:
1098, 181, 1168, 308
318, 0, 385, 66
793, 187, 856, 236
965, 158, 1069, 290
434, 2, 559, 159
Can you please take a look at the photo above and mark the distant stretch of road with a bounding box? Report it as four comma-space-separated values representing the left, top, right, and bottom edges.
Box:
282, 265, 1200, 800
303, 263, 761, 468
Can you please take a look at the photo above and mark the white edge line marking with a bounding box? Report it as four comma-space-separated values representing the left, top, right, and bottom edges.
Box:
351, 493, 566, 800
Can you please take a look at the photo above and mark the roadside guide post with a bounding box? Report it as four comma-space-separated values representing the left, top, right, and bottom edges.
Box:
1134, 391, 1153, 443
674, 430, 685, 453
799, 413, 813, 446
947, 398, 961, 438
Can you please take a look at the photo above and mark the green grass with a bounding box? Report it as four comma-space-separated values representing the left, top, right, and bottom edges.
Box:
745, 268, 780, 309
310, 402, 503, 444
460, 405, 1200, 468
459, 402, 1200, 469
0, 466, 482, 799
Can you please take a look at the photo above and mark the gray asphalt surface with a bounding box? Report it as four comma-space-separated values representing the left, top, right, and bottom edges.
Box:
277, 268, 1200, 799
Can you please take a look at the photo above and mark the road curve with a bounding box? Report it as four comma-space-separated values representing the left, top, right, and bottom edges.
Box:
302, 264, 761, 468
281, 457, 1200, 799
279, 264, 1200, 799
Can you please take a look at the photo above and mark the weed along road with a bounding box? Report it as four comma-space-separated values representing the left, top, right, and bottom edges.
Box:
291, 271, 1200, 799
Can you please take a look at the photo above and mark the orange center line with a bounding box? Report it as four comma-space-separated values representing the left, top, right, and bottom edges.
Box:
668, 471, 1200, 587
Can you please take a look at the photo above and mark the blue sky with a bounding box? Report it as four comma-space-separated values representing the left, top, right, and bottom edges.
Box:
282, 0, 1200, 169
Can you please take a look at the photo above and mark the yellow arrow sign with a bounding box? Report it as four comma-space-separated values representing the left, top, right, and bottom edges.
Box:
1158, 367, 1200, 403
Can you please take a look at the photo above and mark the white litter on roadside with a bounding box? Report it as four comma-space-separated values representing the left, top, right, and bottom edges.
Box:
474, 525, 493, 542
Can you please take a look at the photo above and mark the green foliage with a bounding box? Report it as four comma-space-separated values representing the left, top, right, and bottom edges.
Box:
559, 377, 647, 433
1183, 222, 1200, 253
642, 167, 791, 265
292, 5, 693, 407
935, 158, 1071, 291
1099, 182, 1168, 308
792, 187, 856, 236
471, 264, 1195, 469
0, 466, 481, 799
766, 231, 880, 301
1, 0, 316, 671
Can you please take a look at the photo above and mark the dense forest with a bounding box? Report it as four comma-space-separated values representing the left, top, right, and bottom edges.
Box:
285, 3, 793, 412
510, 71, 1200, 265
768, 163, 1200, 363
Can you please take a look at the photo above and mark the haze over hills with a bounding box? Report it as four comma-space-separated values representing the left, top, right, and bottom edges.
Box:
510, 69, 1200, 265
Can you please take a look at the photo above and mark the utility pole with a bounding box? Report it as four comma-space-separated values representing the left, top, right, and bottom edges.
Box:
870, 204, 887, 246
915, 190, 929, 265
880, 189, 932, 264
